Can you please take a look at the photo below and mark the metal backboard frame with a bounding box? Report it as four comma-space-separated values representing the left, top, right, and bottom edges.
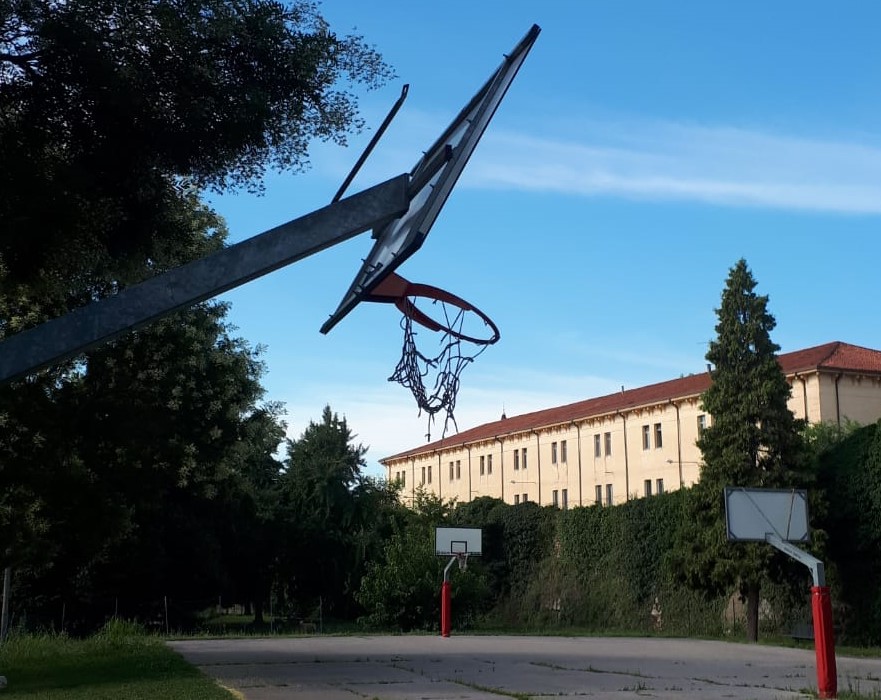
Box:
724, 486, 810, 543
435, 527, 482, 556
320, 24, 541, 334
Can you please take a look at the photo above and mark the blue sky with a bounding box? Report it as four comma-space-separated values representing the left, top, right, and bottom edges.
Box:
211, 1, 881, 476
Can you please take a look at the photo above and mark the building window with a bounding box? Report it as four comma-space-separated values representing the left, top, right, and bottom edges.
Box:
595, 485, 602, 505
514, 494, 520, 505
552, 489, 559, 507
562, 488, 568, 509
480, 455, 485, 475
604, 432, 612, 456
697, 414, 707, 434
522, 493, 528, 502
594, 434, 601, 458
654, 423, 663, 449
456, 460, 461, 479
606, 483, 614, 506
449, 462, 454, 481
487, 453, 493, 475
402, 471, 406, 487
551, 441, 558, 464
561, 440, 568, 463
421, 466, 426, 485
514, 449, 520, 470
642, 425, 650, 450
656, 478, 664, 494
428, 465, 432, 484
522, 448, 528, 470
644, 479, 652, 497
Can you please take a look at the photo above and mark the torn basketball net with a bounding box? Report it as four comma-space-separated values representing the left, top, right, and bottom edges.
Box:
366, 273, 500, 441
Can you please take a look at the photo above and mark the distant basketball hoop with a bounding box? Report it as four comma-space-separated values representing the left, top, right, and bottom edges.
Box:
435, 527, 482, 638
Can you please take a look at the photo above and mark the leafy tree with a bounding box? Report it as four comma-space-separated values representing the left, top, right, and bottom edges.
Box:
214, 404, 287, 624
0, 371, 72, 573
5, 301, 286, 629
0, 0, 393, 316
817, 421, 881, 644
0, 0, 392, 627
674, 258, 807, 642
357, 491, 487, 631
277, 406, 400, 622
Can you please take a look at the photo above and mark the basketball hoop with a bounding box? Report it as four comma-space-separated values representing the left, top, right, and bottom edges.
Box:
456, 553, 470, 572
366, 273, 500, 440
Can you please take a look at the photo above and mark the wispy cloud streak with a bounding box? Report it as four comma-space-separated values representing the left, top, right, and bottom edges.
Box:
462, 121, 881, 214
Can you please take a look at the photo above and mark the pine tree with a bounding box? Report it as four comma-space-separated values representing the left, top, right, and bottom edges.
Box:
676, 258, 806, 642
699, 259, 805, 486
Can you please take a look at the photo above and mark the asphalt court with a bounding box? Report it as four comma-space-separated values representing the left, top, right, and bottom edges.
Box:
170, 635, 881, 699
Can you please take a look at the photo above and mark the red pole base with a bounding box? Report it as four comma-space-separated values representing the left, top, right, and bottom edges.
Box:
812, 585, 837, 698
441, 581, 451, 638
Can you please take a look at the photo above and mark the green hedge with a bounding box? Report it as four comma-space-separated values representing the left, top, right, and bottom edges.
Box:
819, 421, 881, 644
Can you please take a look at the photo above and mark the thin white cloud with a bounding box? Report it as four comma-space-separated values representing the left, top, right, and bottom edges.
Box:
466, 123, 881, 214
316, 108, 881, 215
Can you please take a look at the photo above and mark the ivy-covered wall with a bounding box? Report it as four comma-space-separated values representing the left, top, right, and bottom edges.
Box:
818, 421, 881, 644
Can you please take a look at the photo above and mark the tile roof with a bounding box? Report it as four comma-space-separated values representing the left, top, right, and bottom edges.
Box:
381, 341, 881, 463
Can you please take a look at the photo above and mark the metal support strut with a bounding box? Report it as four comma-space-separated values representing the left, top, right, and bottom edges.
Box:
766, 534, 837, 698
441, 556, 457, 638
0, 175, 410, 385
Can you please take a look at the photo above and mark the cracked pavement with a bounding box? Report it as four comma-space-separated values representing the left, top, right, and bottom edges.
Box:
170, 635, 881, 699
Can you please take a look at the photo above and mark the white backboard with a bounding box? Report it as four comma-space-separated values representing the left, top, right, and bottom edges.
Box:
435, 527, 482, 556
724, 487, 810, 543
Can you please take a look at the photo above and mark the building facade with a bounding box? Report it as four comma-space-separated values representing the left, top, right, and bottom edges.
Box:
381, 342, 881, 508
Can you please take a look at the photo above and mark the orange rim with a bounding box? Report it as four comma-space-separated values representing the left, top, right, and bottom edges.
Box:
366, 273, 500, 345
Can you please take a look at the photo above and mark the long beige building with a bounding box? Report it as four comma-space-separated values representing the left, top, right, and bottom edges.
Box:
381, 341, 881, 508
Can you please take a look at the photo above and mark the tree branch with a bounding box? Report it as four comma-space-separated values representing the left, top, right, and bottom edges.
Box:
0, 50, 40, 65
0, 50, 40, 78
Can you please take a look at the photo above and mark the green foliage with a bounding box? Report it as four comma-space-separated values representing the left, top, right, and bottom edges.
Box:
803, 418, 863, 459
672, 259, 809, 640
450, 497, 507, 596
472, 494, 728, 635
0, 1, 392, 629
698, 259, 806, 489
497, 502, 558, 596
818, 421, 881, 644
356, 514, 445, 631
277, 406, 402, 621
2, 301, 287, 631
556, 494, 683, 630
1, 0, 393, 311
357, 491, 489, 631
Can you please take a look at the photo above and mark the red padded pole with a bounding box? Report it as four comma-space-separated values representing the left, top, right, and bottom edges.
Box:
812, 585, 837, 698
441, 581, 451, 637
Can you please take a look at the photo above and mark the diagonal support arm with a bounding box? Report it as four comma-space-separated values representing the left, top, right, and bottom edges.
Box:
766, 533, 825, 586
0, 174, 410, 384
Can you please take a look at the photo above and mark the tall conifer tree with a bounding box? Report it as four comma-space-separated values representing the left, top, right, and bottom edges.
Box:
678, 258, 806, 642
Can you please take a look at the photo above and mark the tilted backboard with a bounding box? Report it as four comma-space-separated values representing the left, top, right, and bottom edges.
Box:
320, 24, 541, 334
724, 487, 810, 543
435, 527, 482, 556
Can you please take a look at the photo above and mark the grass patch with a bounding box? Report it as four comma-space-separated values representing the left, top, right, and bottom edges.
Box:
0, 619, 233, 699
